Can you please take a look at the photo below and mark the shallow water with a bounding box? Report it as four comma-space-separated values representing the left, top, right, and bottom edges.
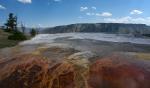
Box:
20, 33, 150, 45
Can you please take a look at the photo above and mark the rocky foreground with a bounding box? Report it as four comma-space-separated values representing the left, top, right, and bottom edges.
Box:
0, 33, 150, 88
0, 46, 149, 88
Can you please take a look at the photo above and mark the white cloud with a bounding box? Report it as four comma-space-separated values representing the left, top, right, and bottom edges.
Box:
80, 7, 88, 11
38, 24, 42, 27
95, 12, 112, 17
104, 16, 132, 23
17, 0, 32, 4
104, 16, 150, 25
147, 17, 150, 20
86, 12, 112, 17
91, 6, 96, 10
86, 12, 95, 16
130, 10, 143, 15
99, 12, 112, 17
54, 0, 61, 2
0, 5, 6, 10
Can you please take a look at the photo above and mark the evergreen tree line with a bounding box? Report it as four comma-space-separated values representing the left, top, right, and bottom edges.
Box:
4, 13, 37, 40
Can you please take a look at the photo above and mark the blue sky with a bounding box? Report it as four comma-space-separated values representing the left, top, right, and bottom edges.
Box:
0, 0, 150, 27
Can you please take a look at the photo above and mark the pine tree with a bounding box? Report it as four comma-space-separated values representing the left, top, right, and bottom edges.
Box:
30, 28, 36, 37
5, 13, 17, 32
4, 13, 27, 40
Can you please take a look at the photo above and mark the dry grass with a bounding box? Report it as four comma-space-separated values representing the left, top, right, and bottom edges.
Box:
0, 29, 20, 49
135, 53, 150, 60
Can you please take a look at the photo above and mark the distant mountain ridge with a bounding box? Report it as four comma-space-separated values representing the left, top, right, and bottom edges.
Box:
41, 23, 150, 35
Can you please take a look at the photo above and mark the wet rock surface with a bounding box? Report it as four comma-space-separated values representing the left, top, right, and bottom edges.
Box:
88, 56, 150, 88
0, 35, 150, 88
0, 47, 150, 88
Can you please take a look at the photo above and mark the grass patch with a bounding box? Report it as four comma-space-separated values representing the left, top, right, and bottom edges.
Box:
0, 29, 20, 49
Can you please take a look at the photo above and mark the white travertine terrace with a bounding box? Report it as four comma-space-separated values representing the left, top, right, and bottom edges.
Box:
20, 33, 150, 45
